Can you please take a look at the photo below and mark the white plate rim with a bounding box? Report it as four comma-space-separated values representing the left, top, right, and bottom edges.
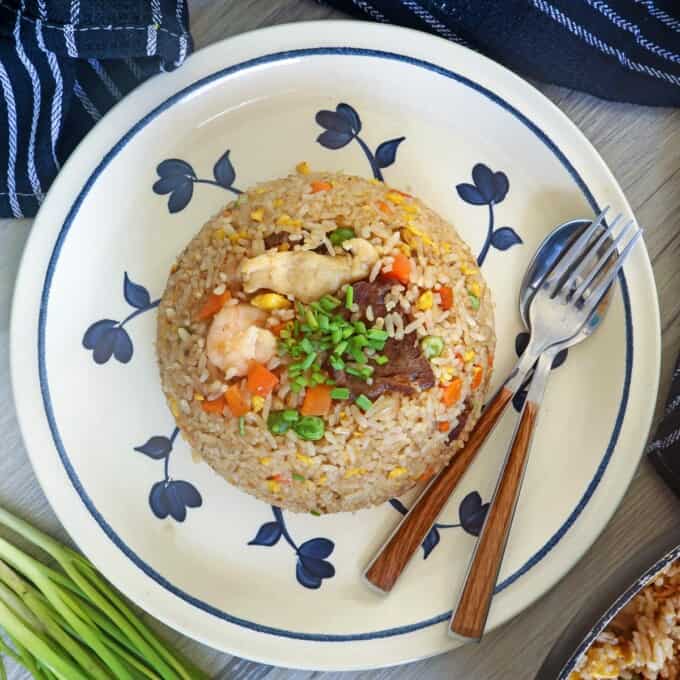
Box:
10, 21, 661, 669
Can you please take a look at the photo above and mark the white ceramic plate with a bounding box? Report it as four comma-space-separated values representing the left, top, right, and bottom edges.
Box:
11, 21, 660, 671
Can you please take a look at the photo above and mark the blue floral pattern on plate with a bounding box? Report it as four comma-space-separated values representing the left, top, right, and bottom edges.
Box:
249, 507, 335, 589
82, 273, 159, 364
134, 427, 203, 522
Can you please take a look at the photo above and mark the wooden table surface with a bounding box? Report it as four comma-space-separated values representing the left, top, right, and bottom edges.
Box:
1, 1, 680, 677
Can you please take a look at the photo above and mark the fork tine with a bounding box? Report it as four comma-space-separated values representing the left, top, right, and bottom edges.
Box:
579, 230, 643, 314
543, 208, 609, 295
561, 214, 623, 296
570, 219, 635, 303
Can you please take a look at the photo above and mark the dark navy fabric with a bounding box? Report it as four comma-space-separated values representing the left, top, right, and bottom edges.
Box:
325, 0, 680, 107
0, 0, 191, 218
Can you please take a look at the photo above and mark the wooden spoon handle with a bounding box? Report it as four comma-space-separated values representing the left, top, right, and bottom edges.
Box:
363, 386, 513, 594
449, 399, 539, 640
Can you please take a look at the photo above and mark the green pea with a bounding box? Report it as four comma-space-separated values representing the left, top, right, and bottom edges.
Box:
282, 409, 300, 423
267, 411, 290, 435
328, 227, 356, 246
293, 416, 326, 441
421, 335, 444, 359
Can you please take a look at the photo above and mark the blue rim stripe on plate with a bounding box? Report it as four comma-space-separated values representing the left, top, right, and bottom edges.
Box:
37, 47, 633, 641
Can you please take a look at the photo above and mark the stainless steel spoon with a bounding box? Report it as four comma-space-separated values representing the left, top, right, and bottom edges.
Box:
364, 213, 620, 595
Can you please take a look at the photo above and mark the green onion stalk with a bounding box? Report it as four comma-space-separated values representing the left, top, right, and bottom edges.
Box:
0, 505, 208, 679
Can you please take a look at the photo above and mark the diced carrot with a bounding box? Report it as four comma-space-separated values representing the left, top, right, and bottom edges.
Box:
437, 421, 450, 433
487, 352, 494, 369
471, 365, 484, 390
197, 290, 231, 320
247, 361, 279, 397
269, 474, 290, 483
377, 200, 392, 214
225, 384, 249, 416
442, 378, 462, 406
270, 322, 287, 336
383, 252, 411, 284
301, 384, 332, 416
310, 180, 332, 193
439, 286, 454, 311
419, 468, 434, 482
201, 395, 226, 414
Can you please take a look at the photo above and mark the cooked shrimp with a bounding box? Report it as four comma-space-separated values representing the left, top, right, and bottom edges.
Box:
206, 303, 276, 378
239, 237, 379, 302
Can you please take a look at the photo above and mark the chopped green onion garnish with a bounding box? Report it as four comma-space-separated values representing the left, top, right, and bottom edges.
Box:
282, 409, 300, 422
318, 314, 330, 331
299, 337, 313, 354
469, 294, 480, 310
353, 321, 367, 334
330, 328, 342, 344
292, 473, 305, 482
311, 373, 326, 385
345, 285, 354, 309
301, 352, 317, 370
367, 329, 389, 341
359, 365, 374, 377
330, 387, 351, 400
342, 326, 355, 339
294, 375, 309, 388
349, 346, 367, 364
346, 366, 364, 378
310, 509, 321, 516
238, 416, 245, 436
351, 334, 369, 348
368, 339, 386, 351
328, 227, 356, 246
375, 354, 389, 365
421, 335, 445, 359
355, 394, 373, 411
334, 340, 348, 356
329, 355, 345, 371
305, 308, 319, 329
320, 294, 341, 311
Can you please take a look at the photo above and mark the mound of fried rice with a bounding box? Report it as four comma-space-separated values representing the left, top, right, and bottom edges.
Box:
157, 169, 495, 513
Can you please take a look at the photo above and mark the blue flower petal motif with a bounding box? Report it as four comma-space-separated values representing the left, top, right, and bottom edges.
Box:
458, 491, 489, 537
136, 428, 203, 522
153, 151, 242, 213
455, 163, 521, 265
248, 522, 282, 547
83, 273, 159, 365
315, 102, 405, 181
421, 526, 441, 560
513, 332, 568, 411
248, 507, 336, 590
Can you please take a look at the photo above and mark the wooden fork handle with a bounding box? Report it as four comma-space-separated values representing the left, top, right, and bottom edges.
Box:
449, 399, 539, 641
363, 386, 513, 594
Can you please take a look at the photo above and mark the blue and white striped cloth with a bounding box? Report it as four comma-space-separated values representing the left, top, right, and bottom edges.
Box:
327, 0, 680, 105
0, 0, 191, 218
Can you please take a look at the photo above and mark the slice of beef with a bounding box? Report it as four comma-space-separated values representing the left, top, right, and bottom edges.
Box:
332, 334, 435, 400
351, 277, 394, 319
448, 399, 472, 444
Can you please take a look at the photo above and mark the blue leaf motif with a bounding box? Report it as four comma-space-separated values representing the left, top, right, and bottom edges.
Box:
336, 103, 361, 133
296, 561, 322, 589
515, 331, 530, 356
248, 522, 282, 547
168, 181, 194, 214
491, 227, 522, 251
165, 482, 188, 522
493, 171, 509, 203
389, 498, 408, 515
456, 183, 487, 205
316, 109, 354, 134
298, 537, 334, 559
422, 527, 440, 560
213, 150, 236, 188
299, 556, 335, 579
552, 347, 568, 369
472, 164, 497, 203
134, 436, 172, 460
374, 137, 405, 169
149, 482, 169, 519
513, 388, 528, 412
459, 491, 489, 537
316, 129, 353, 150
82, 319, 117, 349
112, 328, 133, 363
123, 273, 151, 310
156, 159, 194, 179
92, 328, 117, 364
